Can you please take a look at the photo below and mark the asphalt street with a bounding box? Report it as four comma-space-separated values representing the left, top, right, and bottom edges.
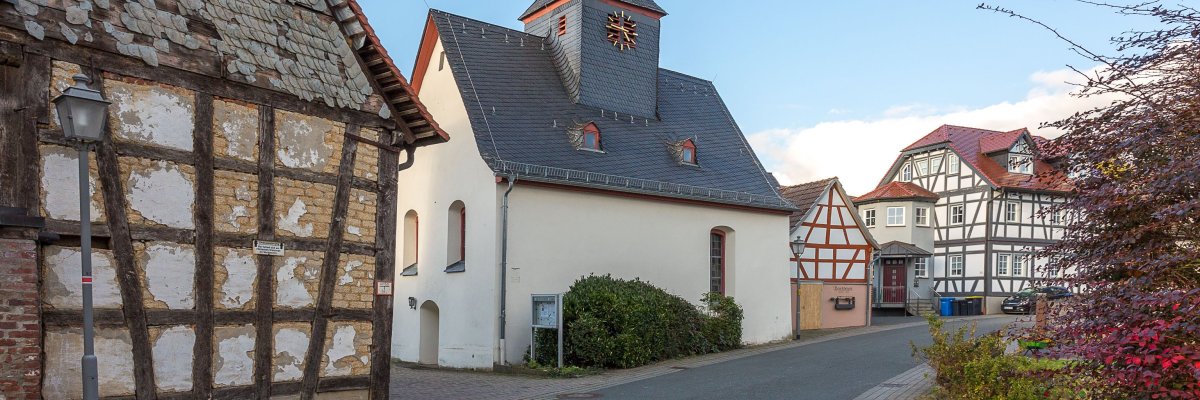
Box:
594, 316, 1020, 400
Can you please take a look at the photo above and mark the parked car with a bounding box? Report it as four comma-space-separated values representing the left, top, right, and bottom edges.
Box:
1001, 286, 1072, 314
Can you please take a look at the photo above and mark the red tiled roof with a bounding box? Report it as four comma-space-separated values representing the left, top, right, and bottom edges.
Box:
779, 177, 838, 228
855, 182, 938, 204
897, 125, 1073, 193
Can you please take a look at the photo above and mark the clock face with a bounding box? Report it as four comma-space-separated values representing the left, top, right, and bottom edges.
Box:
606, 10, 638, 50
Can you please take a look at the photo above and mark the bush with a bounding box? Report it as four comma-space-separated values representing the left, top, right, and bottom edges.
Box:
913, 316, 1080, 400
527, 275, 744, 369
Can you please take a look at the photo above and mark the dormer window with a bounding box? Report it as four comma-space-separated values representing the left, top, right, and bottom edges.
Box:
568, 122, 604, 153
1008, 155, 1033, 174
681, 139, 697, 165
582, 124, 601, 151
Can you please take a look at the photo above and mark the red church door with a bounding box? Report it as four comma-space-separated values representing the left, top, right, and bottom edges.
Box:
882, 261, 907, 303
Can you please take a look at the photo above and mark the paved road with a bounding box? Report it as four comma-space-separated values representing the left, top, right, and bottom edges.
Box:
594, 316, 1019, 400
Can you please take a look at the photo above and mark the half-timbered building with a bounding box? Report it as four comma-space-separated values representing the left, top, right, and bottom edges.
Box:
780, 178, 877, 332
394, 1, 796, 368
868, 125, 1071, 313
0, 1, 443, 398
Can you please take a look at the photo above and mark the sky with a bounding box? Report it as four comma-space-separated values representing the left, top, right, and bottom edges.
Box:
357, 0, 1172, 194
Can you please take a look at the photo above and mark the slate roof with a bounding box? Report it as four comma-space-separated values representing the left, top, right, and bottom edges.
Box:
891, 125, 1072, 193
779, 177, 837, 228
878, 241, 932, 257
427, 10, 792, 211
855, 182, 939, 205
520, 0, 668, 20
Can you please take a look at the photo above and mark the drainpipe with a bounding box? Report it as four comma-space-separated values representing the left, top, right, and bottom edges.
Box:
498, 174, 517, 365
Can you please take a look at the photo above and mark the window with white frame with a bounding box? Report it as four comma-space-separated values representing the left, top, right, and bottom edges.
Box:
930, 156, 943, 174
915, 207, 929, 226
947, 154, 960, 174
950, 204, 965, 225
1005, 202, 1020, 222
1008, 155, 1033, 174
1050, 209, 1064, 225
950, 255, 964, 276
863, 209, 876, 227
916, 159, 929, 176
914, 257, 928, 278
997, 254, 1009, 275
886, 206, 905, 226
1012, 254, 1025, 276
901, 164, 912, 182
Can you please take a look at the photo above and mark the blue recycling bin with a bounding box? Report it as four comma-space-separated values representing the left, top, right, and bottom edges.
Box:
939, 297, 955, 316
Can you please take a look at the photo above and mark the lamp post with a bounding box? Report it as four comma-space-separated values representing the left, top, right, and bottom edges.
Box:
53, 73, 110, 400
790, 240, 806, 262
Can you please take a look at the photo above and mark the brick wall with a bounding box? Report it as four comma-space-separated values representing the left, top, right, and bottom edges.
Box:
0, 238, 41, 400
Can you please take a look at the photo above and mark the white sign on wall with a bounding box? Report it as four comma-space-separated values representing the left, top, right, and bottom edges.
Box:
253, 240, 285, 256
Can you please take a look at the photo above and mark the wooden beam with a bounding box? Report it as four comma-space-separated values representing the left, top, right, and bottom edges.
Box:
299, 126, 359, 399
0, 49, 46, 211
370, 129, 400, 400
253, 106, 277, 399
90, 68, 157, 399
192, 93, 216, 398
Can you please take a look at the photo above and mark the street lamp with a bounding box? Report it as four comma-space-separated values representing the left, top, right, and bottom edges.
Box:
53, 73, 109, 400
790, 240, 806, 260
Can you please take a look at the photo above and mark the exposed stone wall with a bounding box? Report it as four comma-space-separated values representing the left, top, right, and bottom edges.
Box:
333, 255, 375, 309
213, 170, 258, 234
275, 110, 344, 175
212, 98, 260, 162
276, 250, 324, 309
274, 178, 335, 239
134, 241, 197, 310
42, 245, 122, 310
106, 78, 196, 151
345, 189, 377, 243
352, 128, 380, 181
0, 239, 41, 400
42, 328, 136, 399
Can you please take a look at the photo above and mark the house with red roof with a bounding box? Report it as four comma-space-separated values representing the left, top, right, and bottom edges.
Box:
858, 125, 1072, 314
780, 178, 878, 333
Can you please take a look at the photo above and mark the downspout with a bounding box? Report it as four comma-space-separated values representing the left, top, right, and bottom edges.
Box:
498, 174, 517, 365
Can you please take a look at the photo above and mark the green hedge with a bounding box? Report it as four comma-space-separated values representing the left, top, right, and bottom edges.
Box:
528, 275, 743, 369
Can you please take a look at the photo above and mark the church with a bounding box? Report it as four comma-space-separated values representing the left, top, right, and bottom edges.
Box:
392, 0, 797, 368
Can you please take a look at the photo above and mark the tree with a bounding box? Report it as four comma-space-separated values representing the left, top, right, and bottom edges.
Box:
980, 1, 1200, 398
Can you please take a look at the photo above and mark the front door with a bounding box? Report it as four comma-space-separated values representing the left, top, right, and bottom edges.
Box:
883, 262, 907, 303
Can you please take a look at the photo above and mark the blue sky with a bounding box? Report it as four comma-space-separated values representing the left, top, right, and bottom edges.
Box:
357, 0, 1170, 193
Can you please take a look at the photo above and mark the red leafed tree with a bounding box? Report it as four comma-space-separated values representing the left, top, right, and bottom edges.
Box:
981, 1, 1200, 398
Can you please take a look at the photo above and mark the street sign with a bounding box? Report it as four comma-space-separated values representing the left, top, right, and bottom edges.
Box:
375, 281, 393, 296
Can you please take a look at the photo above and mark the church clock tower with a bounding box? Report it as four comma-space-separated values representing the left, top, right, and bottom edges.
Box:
520, 0, 666, 120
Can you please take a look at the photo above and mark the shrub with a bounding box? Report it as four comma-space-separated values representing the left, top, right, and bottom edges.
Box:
528, 275, 744, 369
913, 316, 1079, 400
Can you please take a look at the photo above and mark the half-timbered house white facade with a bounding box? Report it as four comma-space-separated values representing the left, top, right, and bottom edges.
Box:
781, 178, 876, 331
871, 125, 1072, 312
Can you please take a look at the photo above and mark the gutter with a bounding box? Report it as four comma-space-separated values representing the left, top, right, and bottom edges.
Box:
497, 174, 517, 365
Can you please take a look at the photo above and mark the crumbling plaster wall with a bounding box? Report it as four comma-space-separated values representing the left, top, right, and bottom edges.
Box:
35, 43, 389, 395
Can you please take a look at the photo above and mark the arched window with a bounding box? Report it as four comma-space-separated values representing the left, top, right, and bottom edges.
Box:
901, 163, 912, 182
446, 201, 466, 273
401, 210, 419, 276
582, 123, 602, 151
681, 139, 697, 165
710, 229, 725, 294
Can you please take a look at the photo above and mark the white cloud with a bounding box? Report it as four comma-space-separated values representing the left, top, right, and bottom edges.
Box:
750, 66, 1116, 195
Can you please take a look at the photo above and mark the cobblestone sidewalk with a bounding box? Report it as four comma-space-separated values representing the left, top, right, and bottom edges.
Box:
852, 363, 934, 400
389, 315, 1001, 400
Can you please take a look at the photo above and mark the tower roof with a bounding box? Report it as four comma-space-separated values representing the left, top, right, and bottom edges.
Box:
519, 0, 667, 20
854, 182, 939, 205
